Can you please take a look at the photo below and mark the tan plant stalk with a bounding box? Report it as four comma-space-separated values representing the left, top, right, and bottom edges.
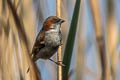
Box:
6, 0, 41, 79
106, 0, 118, 80
89, 0, 111, 80
76, 0, 85, 79
56, 0, 62, 80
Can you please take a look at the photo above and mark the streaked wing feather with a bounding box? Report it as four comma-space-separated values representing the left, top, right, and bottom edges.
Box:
31, 30, 45, 59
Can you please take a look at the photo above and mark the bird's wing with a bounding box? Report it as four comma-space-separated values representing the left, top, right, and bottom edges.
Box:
31, 30, 45, 60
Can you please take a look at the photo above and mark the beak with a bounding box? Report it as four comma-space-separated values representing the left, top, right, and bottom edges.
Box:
60, 19, 65, 23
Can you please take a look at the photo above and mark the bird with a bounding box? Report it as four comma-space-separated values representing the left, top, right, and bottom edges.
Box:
31, 16, 65, 65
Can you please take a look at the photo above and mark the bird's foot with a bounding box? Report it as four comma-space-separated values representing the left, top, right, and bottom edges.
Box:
27, 67, 30, 73
48, 58, 65, 66
59, 41, 63, 46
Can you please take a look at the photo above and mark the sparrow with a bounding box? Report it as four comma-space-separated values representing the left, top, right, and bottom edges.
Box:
31, 16, 65, 63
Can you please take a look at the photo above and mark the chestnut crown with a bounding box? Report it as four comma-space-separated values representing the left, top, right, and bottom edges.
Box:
43, 16, 65, 30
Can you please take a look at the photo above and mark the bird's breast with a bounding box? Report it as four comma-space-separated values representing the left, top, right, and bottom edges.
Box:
44, 32, 61, 47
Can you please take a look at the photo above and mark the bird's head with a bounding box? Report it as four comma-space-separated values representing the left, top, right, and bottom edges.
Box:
43, 16, 65, 31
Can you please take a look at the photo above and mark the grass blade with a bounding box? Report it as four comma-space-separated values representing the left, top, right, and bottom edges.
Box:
62, 0, 81, 80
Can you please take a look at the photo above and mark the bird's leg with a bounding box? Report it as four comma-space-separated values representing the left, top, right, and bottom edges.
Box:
48, 58, 65, 66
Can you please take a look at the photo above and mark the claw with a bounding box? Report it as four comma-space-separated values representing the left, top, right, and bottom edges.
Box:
27, 67, 30, 73
48, 58, 65, 66
59, 41, 63, 46
60, 43, 63, 45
